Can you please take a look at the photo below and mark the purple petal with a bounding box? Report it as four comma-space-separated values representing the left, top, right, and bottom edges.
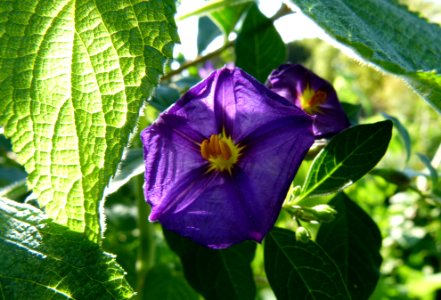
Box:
267, 64, 350, 138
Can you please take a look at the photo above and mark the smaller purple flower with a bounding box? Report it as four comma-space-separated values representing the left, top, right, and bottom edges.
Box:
141, 66, 314, 249
267, 64, 350, 138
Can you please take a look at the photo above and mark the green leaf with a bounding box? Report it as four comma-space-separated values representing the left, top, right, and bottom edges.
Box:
264, 227, 351, 299
369, 168, 411, 188
0, 197, 134, 299
144, 264, 199, 300
382, 112, 411, 162
198, 16, 222, 54
210, 2, 252, 35
0, 0, 178, 242
177, 0, 254, 21
290, 0, 441, 113
341, 102, 362, 126
163, 229, 257, 300
417, 153, 439, 185
0, 179, 28, 200
298, 120, 393, 203
316, 193, 382, 300
105, 148, 144, 196
148, 85, 181, 112
235, 3, 286, 83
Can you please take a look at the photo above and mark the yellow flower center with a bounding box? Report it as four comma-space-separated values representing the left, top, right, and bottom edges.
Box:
299, 84, 327, 114
200, 132, 242, 173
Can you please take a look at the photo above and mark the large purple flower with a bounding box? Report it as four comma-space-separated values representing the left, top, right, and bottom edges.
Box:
141, 67, 314, 249
267, 64, 350, 138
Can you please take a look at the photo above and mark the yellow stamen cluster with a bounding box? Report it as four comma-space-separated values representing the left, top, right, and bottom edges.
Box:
299, 84, 327, 114
200, 133, 241, 173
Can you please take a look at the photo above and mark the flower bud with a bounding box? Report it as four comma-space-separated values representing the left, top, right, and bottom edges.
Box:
311, 204, 337, 223
295, 226, 311, 243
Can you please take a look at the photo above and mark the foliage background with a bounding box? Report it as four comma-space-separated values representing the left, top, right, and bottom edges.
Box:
1, 0, 440, 299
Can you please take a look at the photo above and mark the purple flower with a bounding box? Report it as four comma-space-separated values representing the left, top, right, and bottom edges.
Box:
141, 67, 314, 249
267, 64, 350, 138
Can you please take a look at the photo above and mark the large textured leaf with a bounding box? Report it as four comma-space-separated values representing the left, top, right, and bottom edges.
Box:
0, 197, 134, 299
0, 0, 178, 242
316, 193, 382, 300
163, 229, 256, 300
265, 227, 351, 299
298, 120, 392, 203
235, 3, 286, 83
290, 0, 441, 112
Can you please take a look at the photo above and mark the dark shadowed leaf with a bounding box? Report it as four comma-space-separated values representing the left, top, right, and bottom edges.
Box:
163, 229, 256, 300
316, 193, 383, 300
265, 227, 351, 299
0, 197, 133, 299
144, 264, 199, 300
298, 120, 393, 203
235, 3, 286, 83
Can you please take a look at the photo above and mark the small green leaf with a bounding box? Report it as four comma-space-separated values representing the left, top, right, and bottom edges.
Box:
235, 3, 286, 83
382, 113, 411, 162
316, 193, 383, 300
341, 102, 362, 126
163, 229, 256, 300
198, 16, 222, 54
144, 264, 199, 300
290, 0, 441, 112
417, 153, 439, 185
105, 148, 144, 196
0, 179, 28, 200
0, 197, 134, 299
0, 0, 178, 242
210, 2, 252, 35
149, 85, 181, 112
298, 120, 393, 202
265, 227, 351, 299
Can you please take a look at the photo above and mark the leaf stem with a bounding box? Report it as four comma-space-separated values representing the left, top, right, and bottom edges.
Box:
161, 40, 234, 81
135, 173, 155, 297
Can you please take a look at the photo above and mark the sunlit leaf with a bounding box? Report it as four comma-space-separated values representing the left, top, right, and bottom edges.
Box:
0, 0, 178, 242
316, 193, 382, 299
163, 229, 256, 300
265, 227, 351, 299
290, 0, 441, 112
0, 197, 134, 299
298, 120, 393, 203
417, 153, 439, 185
177, 0, 254, 21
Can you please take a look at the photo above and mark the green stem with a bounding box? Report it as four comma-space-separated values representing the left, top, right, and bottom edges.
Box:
161, 40, 234, 82
135, 173, 155, 298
